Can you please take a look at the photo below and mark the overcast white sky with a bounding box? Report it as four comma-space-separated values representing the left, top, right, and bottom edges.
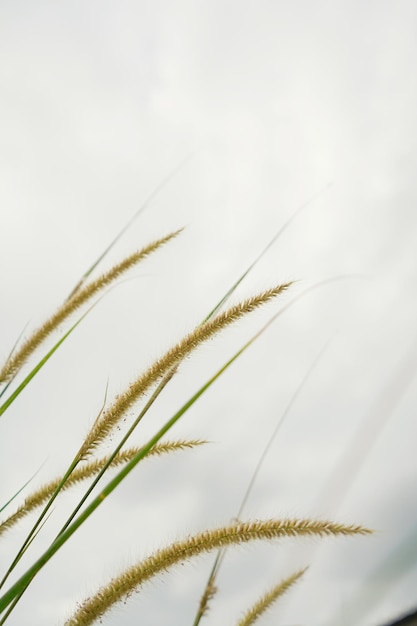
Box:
1, 2, 417, 625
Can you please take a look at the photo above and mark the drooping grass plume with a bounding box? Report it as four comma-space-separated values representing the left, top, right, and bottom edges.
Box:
64, 519, 370, 626
80, 283, 292, 457
236, 567, 308, 626
0, 440, 205, 537
0, 230, 182, 383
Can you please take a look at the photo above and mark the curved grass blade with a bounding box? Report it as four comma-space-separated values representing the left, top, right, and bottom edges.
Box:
205, 182, 332, 321
237, 336, 335, 517
192, 336, 334, 626
0, 464, 44, 516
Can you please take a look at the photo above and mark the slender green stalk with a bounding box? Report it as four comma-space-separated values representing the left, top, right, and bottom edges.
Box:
0, 468, 42, 516
0, 458, 79, 591
0, 303, 97, 418
0, 278, 345, 615
55, 366, 179, 539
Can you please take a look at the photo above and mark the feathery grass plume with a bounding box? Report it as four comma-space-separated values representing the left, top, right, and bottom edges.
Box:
80, 283, 292, 457
0, 230, 182, 383
0, 440, 205, 537
236, 567, 308, 626
64, 518, 370, 626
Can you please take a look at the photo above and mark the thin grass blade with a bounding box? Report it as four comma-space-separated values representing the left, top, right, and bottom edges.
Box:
66, 154, 194, 299
204, 182, 332, 321
0, 465, 44, 515
0, 302, 99, 419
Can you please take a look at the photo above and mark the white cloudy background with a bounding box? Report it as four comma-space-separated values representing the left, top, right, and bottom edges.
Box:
1, 2, 417, 625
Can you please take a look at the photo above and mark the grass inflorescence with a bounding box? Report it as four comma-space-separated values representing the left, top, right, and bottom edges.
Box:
0, 212, 371, 626
65, 520, 369, 626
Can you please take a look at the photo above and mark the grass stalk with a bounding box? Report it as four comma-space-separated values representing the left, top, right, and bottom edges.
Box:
191, 339, 331, 625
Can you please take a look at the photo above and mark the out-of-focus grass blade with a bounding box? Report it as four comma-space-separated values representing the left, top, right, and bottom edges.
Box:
313, 336, 417, 516
66, 154, 194, 299
192, 335, 335, 626
205, 182, 332, 321
322, 522, 417, 625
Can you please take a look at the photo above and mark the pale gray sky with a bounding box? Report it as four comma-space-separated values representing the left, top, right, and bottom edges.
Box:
1, 2, 417, 625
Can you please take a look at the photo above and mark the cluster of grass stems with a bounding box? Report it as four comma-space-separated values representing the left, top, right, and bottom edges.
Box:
0, 195, 370, 625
